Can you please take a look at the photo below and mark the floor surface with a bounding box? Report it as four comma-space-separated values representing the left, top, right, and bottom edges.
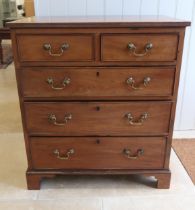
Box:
0, 64, 195, 210
173, 139, 195, 184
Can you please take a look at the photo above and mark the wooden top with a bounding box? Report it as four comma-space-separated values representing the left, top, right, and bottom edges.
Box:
7, 16, 191, 28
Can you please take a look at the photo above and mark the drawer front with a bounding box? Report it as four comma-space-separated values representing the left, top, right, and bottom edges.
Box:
17, 34, 94, 62
21, 67, 175, 98
25, 102, 171, 136
101, 34, 178, 62
30, 137, 166, 169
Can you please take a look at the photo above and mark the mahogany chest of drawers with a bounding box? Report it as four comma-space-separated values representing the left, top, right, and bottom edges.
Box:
9, 16, 190, 190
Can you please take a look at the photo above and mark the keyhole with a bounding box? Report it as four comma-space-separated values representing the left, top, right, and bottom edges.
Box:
96, 139, 100, 144
96, 106, 100, 111
96, 72, 100, 77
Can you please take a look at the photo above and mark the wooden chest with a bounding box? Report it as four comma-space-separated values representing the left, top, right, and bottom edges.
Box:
9, 16, 190, 190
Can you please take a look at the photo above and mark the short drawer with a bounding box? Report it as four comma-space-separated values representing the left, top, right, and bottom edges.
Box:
30, 137, 166, 169
101, 34, 178, 62
21, 67, 175, 99
16, 34, 94, 62
24, 102, 172, 136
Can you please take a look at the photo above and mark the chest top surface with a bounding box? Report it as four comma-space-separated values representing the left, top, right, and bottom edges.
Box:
8, 15, 190, 28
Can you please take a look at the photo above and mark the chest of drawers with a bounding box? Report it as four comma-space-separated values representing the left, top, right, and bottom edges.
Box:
9, 16, 190, 190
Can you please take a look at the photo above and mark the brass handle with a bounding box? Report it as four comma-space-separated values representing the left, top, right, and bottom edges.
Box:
53, 148, 75, 160
125, 112, 149, 126
48, 113, 72, 126
43, 43, 69, 57
127, 43, 153, 57
123, 148, 144, 159
126, 77, 151, 90
47, 77, 71, 90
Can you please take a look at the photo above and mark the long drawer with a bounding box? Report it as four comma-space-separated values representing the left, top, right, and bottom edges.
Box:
101, 34, 178, 62
30, 137, 166, 169
16, 34, 95, 62
24, 102, 172, 136
21, 67, 175, 99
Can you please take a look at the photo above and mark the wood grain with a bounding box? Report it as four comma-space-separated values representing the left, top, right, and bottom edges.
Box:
7, 16, 191, 28
101, 34, 178, 62
21, 67, 175, 98
12, 27, 183, 67
24, 102, 172, 136
17, 34, 95, 62
30, 137, 166, 170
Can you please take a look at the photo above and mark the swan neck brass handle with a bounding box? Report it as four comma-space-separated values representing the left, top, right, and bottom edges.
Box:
47, 77, 71, 90
43, 43, 69, 57
127, 42, 153, 57
123, 148, 144, 160
48, 113, 72, 126
125, 112, 149, 126
126, 77, 151, 90
53, 148, 75, 160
